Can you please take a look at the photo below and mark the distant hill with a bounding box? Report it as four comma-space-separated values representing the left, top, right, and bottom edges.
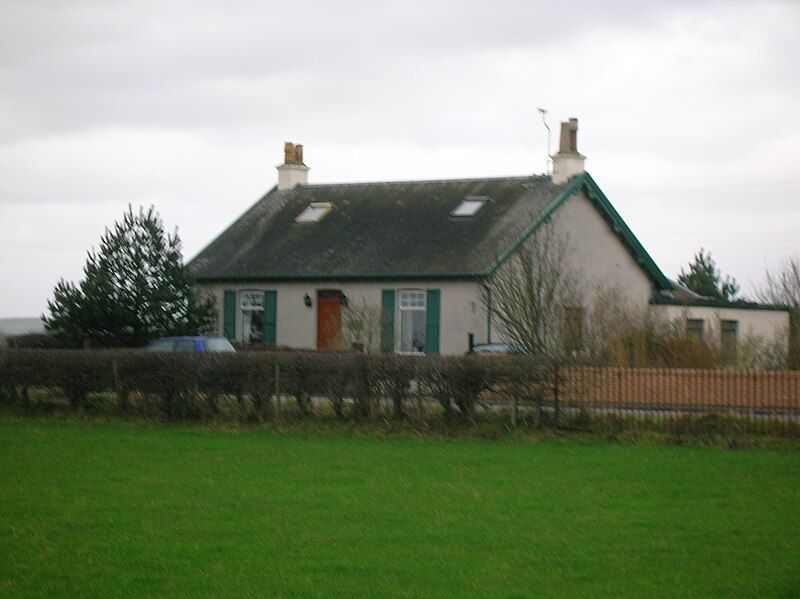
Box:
0, 317, 45, 346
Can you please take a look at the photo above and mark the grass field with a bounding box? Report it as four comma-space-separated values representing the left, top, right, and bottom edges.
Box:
0, 418, 798, 597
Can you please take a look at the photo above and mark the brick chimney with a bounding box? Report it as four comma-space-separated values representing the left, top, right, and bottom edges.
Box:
277, 141, 309, 190
551, 118, 586, 184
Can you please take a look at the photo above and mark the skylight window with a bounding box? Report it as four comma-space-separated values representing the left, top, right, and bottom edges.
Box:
295, 202, 333, 223
451, 196, 489, 217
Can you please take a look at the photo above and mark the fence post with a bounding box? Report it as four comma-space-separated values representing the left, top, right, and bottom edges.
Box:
511, 395, 517, 428
553, 363, 560, 428
112, 360, 127, 413
274, 362, 281, 424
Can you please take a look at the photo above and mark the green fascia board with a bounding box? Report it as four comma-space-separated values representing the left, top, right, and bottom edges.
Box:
580, 172, 671, 290
483, 174, 585, 276
483, 172, 672, 291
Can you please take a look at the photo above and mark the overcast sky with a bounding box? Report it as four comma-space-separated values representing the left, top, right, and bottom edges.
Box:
1, 0, 799, 318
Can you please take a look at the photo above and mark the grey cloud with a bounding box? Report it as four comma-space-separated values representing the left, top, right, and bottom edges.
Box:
0, 0, 707, 141
0, 0, 799, 316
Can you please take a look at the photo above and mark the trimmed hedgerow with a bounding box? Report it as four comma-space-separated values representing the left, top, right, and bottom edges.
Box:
0, 349, 553, 421
6, 333, 70, 350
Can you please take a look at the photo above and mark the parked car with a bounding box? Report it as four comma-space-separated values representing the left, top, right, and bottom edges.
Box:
145, 336, 236, 352
468, 342, 522, 355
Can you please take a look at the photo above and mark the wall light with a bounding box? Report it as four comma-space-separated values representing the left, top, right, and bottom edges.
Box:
303, 293, 312, 308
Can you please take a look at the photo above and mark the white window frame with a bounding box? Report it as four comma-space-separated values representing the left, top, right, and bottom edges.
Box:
295, 202, 333, 224
451, 196, 489, 217
396, 289, 426, 354
239, 290, 265, 342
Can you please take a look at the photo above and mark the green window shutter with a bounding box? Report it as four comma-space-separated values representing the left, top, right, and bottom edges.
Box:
380, 289, 395, 353
263, 291, 277, 346
425, 289, 441, 355
223, 290, 237, 340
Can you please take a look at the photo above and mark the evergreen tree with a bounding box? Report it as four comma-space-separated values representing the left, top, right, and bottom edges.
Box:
44, 206, 215, 347
677, 248, 739, 301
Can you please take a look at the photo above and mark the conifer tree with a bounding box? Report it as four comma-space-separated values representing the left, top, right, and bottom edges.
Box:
677, 248, 739, 301
44, 206, 215, 347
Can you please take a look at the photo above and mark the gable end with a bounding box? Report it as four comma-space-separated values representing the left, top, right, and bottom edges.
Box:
484, 172, 671, 290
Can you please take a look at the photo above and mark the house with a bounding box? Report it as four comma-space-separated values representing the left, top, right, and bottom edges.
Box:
188, 120, 790, 356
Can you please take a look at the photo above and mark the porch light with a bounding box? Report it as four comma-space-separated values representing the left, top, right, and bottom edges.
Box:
304, 293, 312, 308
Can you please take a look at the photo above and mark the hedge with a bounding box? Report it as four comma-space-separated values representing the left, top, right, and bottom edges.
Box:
5, 333, 70, 350
0, 349, 554, 421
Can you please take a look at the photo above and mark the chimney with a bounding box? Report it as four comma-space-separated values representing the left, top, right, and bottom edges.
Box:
277, 141, 309, 190
551, 118, 586, 184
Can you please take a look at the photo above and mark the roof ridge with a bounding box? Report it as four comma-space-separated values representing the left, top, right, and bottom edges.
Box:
295, 174, 550, 189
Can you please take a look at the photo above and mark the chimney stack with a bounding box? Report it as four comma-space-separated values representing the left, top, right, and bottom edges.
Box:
551, 118, 585, 184
277, 141, 309, 190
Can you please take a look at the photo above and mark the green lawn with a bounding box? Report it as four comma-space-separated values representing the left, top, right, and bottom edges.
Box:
0, 419, 798, 597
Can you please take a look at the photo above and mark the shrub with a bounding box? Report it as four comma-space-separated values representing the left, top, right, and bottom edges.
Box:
603, 316, 721, 368
6, 333, 71, 349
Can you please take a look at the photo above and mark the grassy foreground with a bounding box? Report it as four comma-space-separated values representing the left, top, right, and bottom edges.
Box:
0, 418, 798, 597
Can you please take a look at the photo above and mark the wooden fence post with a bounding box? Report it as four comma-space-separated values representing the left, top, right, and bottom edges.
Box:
274, 362, 281, 424
511, 394, 517, 429
112, 360, 128, 413
553, 364, 560, 428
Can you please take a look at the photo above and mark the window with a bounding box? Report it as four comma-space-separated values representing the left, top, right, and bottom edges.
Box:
295, 202, 332, 223
563, 307, 584, 353
174, 340, 196, 352
398, 290, 426, 353
204, 338, 236, 353
721, 320, 738, 361
240, 291, 264, 344
686, 319, 704, 341
147, 340, 174, 352
451, 196, 489, 217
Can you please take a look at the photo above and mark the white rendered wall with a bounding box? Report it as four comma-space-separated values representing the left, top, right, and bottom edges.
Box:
650, 304, 789, 349
199, 280, 488, 356
549, 188, 654, 309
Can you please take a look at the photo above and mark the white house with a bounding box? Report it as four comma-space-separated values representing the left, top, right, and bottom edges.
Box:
188, 121, 790, 356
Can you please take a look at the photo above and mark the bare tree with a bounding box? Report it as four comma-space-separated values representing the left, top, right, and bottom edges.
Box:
757, 258, 800, 308
757, 257, 800, 369
340, 300, 382, 353
481, 225, 584, 355
581, 285, 641, 361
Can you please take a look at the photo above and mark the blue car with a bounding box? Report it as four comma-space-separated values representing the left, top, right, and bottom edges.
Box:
145, 336, 236, 353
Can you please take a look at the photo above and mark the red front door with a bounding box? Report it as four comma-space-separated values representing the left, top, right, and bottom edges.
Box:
316, 294, 342, 349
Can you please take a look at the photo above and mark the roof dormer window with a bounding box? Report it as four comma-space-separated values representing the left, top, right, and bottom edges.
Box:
295, 202, 332, 223
451, 196, 489, 218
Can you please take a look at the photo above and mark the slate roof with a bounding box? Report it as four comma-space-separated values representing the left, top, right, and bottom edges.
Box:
652, 282, 789, 311
188, 175, 573, 281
